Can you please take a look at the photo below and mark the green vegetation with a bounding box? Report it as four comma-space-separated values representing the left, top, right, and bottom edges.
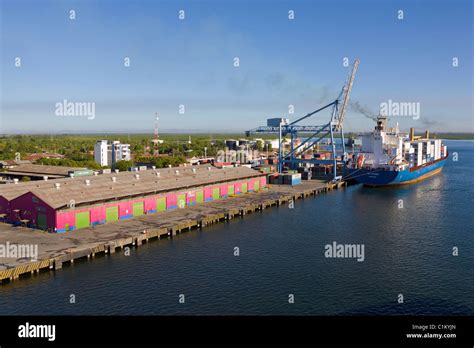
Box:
0, 134, 251, 169
114, 160, 134, 172
36, 157, 102, 170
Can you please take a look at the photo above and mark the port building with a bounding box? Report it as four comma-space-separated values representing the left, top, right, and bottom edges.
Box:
94, 140, 131, 167
0, 165, 265, 232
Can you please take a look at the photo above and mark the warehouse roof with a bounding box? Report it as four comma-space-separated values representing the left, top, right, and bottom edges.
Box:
1, 164, 213, 199
5, 165, 263, 209
5, 164, 87, 176
0, 171, 65, 179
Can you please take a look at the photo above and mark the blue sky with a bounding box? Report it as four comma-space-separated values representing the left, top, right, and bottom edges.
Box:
1, 0, 472, 133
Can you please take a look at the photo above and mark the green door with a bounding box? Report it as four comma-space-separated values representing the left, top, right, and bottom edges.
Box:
242, 183, 248, 193
254, 181, 260, 191
106, 206, 118, 222
76, 211, 90, 230
37, 212, 47, 230
228, 185, 235, 196
133, 202, 144, 216
177, 194, 186, 208
156, 197, 166, 212
212, 187, 220, 200
196, 190, 204, 203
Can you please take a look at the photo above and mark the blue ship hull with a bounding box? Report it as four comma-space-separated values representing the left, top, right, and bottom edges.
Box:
348, 157, 447, 186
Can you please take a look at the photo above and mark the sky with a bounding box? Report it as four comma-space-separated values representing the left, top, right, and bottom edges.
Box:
0, 0, 472, 134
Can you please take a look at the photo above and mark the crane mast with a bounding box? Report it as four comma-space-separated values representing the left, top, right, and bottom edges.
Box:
335, 59, 359, 131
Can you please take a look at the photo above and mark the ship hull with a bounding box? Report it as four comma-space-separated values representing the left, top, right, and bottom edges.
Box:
348, 156, 447, 186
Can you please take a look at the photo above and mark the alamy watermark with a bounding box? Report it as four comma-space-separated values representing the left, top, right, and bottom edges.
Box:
0, 242, 38, 261
55, 99, 95, 120
324, 241, 365, 262
18, 322, 55, 342
380, 99, 420, 120
216, 149, 259, 163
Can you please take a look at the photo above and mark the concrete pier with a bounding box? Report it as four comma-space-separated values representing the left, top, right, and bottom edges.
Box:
0, 180, 339, 284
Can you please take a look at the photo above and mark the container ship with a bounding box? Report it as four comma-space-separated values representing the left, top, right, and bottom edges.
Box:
347, 116, 448, 186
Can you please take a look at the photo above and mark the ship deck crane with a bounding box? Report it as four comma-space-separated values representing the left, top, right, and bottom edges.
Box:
245, 59, 360, 181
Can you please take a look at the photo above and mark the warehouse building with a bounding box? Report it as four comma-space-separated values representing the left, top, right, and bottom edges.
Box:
0, 163, 93, 180
0, 165, 266, 232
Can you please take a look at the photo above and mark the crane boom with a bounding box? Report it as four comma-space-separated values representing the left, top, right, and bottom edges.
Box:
335, 59, 359, 131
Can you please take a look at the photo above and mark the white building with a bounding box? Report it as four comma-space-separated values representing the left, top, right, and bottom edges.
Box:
94, 140, 131, 167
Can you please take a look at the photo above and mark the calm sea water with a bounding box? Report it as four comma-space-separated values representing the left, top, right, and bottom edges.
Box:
0, 140, 472, 315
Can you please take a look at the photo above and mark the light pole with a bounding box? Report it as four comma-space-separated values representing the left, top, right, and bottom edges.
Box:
204, 147, 207, 160
278, 120, 282, 173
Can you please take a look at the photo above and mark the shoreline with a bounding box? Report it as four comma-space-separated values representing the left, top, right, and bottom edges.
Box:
0, 179, 345, 285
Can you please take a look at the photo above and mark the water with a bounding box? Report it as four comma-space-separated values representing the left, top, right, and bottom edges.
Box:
0, 140, 472, 316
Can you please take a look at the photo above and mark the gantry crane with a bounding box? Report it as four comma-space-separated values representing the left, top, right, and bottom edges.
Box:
246, 59, 360, 181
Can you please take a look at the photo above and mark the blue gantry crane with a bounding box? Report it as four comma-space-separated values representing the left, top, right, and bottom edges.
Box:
245, 59, 360, 181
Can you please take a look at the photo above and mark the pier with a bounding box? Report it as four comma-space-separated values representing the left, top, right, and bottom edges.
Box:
0, 180, 345, 284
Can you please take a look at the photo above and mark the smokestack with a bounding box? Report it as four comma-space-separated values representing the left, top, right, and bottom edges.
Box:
424, 130, 430, 139
409, 128, 415, 141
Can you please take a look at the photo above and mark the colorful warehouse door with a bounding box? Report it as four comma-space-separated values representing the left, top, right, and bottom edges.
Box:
156, 197, 166, 212
242, 182, 248, 193
133, 202, 144, 216
228, 185, 235, 196
75, 211, 90, 230
254, 180, 260, 191
196, 190, 204, 203
212, 187, 220, 200
37, 212, 47, 230
177, 194, 186, 208
204, 187, 212, 201
106, 206, 118, 222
